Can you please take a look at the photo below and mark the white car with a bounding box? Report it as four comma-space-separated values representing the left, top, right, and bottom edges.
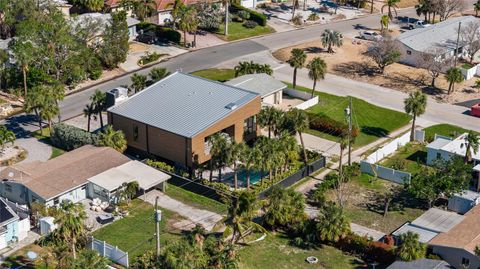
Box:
359, 31, 382, 41
408, 20, 431, 29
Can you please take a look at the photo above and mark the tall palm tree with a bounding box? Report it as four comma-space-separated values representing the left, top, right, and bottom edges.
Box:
337, 135, 348, 186
380, 14, 390, 32
404, 91, 427, 141
397, 231, 426, 261
291, 0, 299, 21
321, 29, 343, 53
90, 90, 106, 129
23, 86, 44, 134
382, 0, 400, 19
279, 133, 299, 172
40, 95, 60, 134
287, 108, 309, 164
307, 57, 327, 98
177, 5, 197, 47
445, 67, 464, 95
130, 73, 148, 93
83, 104, 94, 132
54, 201, 87, 260
257, 107, 283, 138
239, 145, 259, 189
463, 131, 480, 163
97, 125, 128, 152
11, 40, 34, 97
316, 202, 350, 242
255, 137, 275, 185
223, 191, 266, 244
209, 133, 229, 181
228, 141, 243, 190
287, 48, 306, 89
149, 67, 170, 83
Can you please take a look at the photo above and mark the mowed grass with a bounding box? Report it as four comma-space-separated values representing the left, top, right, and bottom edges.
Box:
92, 199, 183, 262
423, 124, 477, 142
290, 84, 411, 148
237, 232, 364, 269
166, 183, 228, 214
217, 21, 275, 41
380, 142, 430, 175
190, 68, 236, 82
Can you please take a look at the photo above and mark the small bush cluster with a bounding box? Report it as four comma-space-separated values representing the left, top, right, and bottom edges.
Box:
308, 113, 359, 137
230, 3, 267, 26
308, 13, 320, 21
50, 123, 98, 151
292, 14, 303, 25
238, 10, 250, 20
137, 52, 166, 66
145, 159, 175, 173
242, 20, 258, 29
336, 234, 395, 265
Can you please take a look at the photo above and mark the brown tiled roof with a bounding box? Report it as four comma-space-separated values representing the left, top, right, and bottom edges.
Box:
429, 204, 480, 253
105, 0, 217, 11
0, 145, 130, 201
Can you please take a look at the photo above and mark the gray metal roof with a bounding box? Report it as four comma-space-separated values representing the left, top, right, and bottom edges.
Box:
108, 72, 259, 138
387, 259, 452, 269
225, 74, 286, 98
392, 222, 439, 243
411, 208, 464, 233
426, 137, 452, 150
397, 16, 480, 53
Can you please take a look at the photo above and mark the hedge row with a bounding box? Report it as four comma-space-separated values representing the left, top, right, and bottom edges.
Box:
50, 123, 98, 151
307, 112, 359, 137
137, 22, 181, 43
230, 3, 267, 26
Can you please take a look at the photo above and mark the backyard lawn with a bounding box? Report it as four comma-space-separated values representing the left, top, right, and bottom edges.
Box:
237, 232, 364, 269
327, 174, 425, 234
190, 68, 236, 82
380, 142, 430, 175
92, 199, 183, 262
423, 124, 477, 142
32, 128, 64, 159
291, 84, 411, 148
216, 21, 275, 41
166, 183, 228, 214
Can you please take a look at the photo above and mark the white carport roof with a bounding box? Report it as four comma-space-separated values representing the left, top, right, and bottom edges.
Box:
87, 160, 170, 192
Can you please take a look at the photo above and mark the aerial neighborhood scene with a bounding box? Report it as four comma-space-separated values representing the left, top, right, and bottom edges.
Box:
2, 0, 480, 268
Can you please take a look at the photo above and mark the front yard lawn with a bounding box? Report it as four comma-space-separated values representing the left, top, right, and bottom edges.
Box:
190, 68, 236, 82
166, 183, 228, 214
291, 84, 411, 148
216, 21, 275, 41
92, 199, 183, 262
424, 124, 477, 142
237, 232, 364, 269
327, 174, 425, 234
380, 142, 430, 175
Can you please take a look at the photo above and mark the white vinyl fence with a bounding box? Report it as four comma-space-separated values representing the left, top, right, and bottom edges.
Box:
283, 88, 319, 110
90, 236, 129, 268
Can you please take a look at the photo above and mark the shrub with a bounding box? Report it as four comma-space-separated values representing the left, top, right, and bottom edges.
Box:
230, 3, 267, 26
307, 113, 359, 137
137, 22, 181, 43
243, 20, 258, 29
367, 241, 396, 265
390, 156, 406, 170
137, 52, 166, 66
146, 159, 175, 173
232, 15, 243, 22
238, 10, 250, 20
292, 14, 303, 25
50, 123, 97, 151
308, 13, 320, 21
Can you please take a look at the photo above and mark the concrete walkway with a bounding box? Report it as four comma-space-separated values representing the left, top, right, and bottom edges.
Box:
141, 189, 223, 231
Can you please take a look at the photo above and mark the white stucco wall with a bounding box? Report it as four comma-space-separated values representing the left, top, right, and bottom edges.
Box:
426, 148, 454, 165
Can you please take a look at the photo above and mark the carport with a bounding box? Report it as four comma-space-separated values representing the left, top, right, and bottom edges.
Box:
87, 160, 171, 203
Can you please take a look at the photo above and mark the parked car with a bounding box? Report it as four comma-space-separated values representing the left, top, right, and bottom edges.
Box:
136, 32, 158, 44
408, 19, 431, 30
359, 31, 382, 41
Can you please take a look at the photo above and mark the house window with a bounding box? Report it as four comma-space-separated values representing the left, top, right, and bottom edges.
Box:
406, 50, 412, 55
4, 184, 11, 193
133, 125, 139, 141
243, 116, 256, 136
462, 258, 470, 267
436, 153, 441, 159
53, 197, 59, 205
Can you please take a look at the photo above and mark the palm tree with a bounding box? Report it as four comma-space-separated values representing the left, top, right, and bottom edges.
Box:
97, 125, 128, 152
463, 131, 480, 163
307, 57, 327, 98
11, 40, 34, 97
279, 133, 299, 172
404, 91, 427, 141
121, 0, 157, 21
121, 181, 139, 204
177, 5, 197, 47
257, 107, 283, 138
475, 1, 480, 17
445, 67, 464, 95
239, 145, 259, 189
397, 231, 426, 261
149, 67, 170, 83
234, 61, 273, 77
291, 0, 299, 21
287, 108, 309, 163
228, 141, 243, 190
40, 95, 59, 134
382, 0, 400, 19
83, 104, 94, 132
380, 14, 390, 32
255, 137, 275, 185
287, 48, 306, 89
337, 135, 348, 187
0, 126, 15, 153
23, 86, 44, 134
223, 191, 266, 244
70, 249, 110, 269
54, 201, 87, 260
316, 202, 350, 242
90, 90, 106, 129
223, 0, 230, 36
209, 133, 229, 181
321, 29, 343, 53
131, 73, 148, 93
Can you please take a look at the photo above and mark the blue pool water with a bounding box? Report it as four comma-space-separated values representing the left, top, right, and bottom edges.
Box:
229, 170, 265, 185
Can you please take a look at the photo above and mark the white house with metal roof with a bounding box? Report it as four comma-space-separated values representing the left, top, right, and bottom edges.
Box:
396, 16, 480, 67
225, 74, 286, 106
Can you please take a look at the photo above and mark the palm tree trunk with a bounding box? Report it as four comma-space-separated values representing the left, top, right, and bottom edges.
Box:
48, 120, 52, 135
99, 112, 104, 128
299, 132, 308, 163
246, 169, 250, 189
224, 1, 229, 36
431, 76, 436, 88
34, 108, 42, 135
194, 31, 197, 48
22, 66, 27, 97
87, 114, 91, 132
311, 79, 316, 98
293, 67, 297, 89
184, 30, 187, 47
291, 2, 296, 21
465, 144, 471, 163
410, 114, 416, 141
370, 0, 373, 14
269, 169, 273, 185
72, 240, 76, 260
233, 163, 238, 190
209, 160, 213, 182
448, 81, 454, 95
55, 100, 61, 123
268, 126, 271, 138
218, 168, 222, 182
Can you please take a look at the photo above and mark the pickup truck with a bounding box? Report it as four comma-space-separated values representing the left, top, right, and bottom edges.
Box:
408, 20, 431, 30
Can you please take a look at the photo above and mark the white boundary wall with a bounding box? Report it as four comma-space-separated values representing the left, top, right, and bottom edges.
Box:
365, 131, 411, 163
91, 236, 129, 268
283, 88, 319, 110
295, 96, 319, 110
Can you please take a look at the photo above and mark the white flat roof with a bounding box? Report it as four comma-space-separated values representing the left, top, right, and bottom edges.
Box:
87, 160, 170, 191
392, 223, 439, 243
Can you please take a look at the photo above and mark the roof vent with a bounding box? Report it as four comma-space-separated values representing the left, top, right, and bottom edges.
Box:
225, 103, 238, 110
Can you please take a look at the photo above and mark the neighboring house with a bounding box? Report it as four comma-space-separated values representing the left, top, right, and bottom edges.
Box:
430, 204, 480, 269
448, 190, 480, 214
392, 208, 464, 244
108, 72, 261, 169
225, 74, 286, 106
0, 198, 30, 250
40, 0, 72, 17
386, 259, 453, 269
396, 16, 480, 67
74, 12, 140, 40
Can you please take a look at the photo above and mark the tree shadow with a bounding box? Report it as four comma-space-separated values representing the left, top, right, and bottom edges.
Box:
421, 86, 444, 96
352, 23, 373, 31
3, 114, 40, 139
333, 62, 378, 77
304, 46, 324, 54
406, 150, 427, 164
361, 126, 389, 138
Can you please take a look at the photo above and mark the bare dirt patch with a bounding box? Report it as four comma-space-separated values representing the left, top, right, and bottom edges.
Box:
273, 37, 480, 104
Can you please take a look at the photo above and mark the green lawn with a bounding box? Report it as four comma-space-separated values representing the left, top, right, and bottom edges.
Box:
166, 183, 228, 214
92, 199, 183, 262
380, 142, 430, 175
237, 232, 364, 269
217, 21, 275, 41
423, 124, 477, 142
190, 68, 236, 82
32, 128, 65, 159
291, 84, 411, 148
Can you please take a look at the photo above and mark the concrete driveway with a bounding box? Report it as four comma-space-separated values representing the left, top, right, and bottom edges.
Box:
141, 189, 223, 231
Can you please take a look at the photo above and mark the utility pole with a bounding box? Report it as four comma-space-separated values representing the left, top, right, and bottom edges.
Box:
155, 196, 161, 256
454, 22, 462, 67
345, 97, 353, 166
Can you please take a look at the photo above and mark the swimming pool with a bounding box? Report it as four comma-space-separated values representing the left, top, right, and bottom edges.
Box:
228, 169, 265, 185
